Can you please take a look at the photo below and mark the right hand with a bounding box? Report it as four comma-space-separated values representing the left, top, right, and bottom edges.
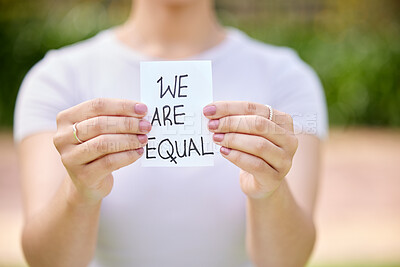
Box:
53, 98, 151, 205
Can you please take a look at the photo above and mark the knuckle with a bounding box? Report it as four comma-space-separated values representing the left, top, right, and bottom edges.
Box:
128, 134, 138, 148
225, 117, 238, 132
93, 117, 105, 133
56, 110, 67, 124
53, 133, 62, 148
226, 133, 235, 147
56, 113, 62, 124
225, 117, 233, 131
254, 117, 267, 132
86, 139, 97, 153
123, 117, 135, 132
97, 135, 110, 152
255, 140, 268, 153
246, 101, 257, 113
220, 117, 229, 131
278, 153, 292, 172
275, 114, 286, 125
90, 98, 106, 114
81, 142, 91, 153
222, 102, 229, 115
287, 135, 298, 153
121, 99, 132, 114
103, 155, 114, 170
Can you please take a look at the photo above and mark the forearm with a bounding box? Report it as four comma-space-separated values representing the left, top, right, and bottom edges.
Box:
22, 176, 101, 267
246, 178, 316, 267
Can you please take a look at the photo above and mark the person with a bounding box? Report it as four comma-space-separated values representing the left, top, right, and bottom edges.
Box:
13, 0, 328, 266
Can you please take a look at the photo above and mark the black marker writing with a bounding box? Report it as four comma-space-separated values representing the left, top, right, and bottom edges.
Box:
145, 72, 213, 164
145, 137, 157, 159
150, 105, 186, 126
145, 136, 214, 162
158, 74, 189, 99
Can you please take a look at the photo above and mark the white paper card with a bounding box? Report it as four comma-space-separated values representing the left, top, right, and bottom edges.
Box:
140, 60, 214, 167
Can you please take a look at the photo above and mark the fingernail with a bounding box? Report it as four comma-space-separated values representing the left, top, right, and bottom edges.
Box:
139, 120, 151, 132
213, 133, 224, 142
220, 147, 231, 155
203, 105, 216, 116
137, 134, 148, 144
136, 147, 144, 155
208, 119, 219, 130
135, 103, 147, 115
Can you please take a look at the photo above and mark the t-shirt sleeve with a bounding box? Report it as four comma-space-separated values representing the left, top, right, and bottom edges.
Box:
270, 50, 329, 140
13, 50, 76, 144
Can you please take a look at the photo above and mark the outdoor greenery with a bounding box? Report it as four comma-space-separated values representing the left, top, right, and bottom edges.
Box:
0, 0, 399, 127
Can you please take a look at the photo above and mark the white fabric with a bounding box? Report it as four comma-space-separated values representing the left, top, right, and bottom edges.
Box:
13, 27, 328, 267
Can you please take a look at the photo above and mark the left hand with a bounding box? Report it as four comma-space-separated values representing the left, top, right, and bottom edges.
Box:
203, 101, 298, 199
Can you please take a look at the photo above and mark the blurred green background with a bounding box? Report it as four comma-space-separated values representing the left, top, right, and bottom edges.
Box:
0, 0, 399, 129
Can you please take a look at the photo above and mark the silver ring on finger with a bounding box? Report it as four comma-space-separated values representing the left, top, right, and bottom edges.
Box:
265, 104, 273, 121
72, 122, 84, 144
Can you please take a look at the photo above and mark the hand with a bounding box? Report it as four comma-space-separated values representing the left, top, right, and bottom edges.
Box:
203, 101, 298, 199
53, 98, 151, 205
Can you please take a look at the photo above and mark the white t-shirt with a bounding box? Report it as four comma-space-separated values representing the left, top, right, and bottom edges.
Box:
13, 27, 328, 267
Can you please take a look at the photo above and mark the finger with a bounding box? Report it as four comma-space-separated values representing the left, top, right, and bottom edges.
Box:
57, 98, 148, 124
203, 101, 269, 119
219, 147, 282, 197
73, 116, 152, 143
208, 115, 288, 148
219, 147, 278, 181
273, 111, 294, 132
213, 133, 285, 171
203, 101, 293, 132
68, 134, 148, 164
86, 148, 144, 178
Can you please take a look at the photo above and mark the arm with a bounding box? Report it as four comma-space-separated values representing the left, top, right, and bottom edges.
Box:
246, 134, 320, 266
18, 132, 102, 267
203, 101, 321, 267
18, 98, 150, 267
